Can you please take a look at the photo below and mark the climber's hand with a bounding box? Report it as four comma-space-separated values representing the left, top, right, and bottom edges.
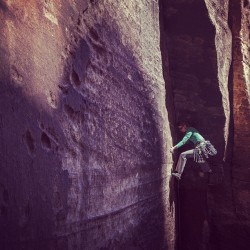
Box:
170, 147, 175, 154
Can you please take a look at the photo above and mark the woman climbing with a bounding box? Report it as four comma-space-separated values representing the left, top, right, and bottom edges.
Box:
171, 121, 217, 180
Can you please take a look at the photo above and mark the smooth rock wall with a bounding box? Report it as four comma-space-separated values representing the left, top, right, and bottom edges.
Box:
0, 1, 175, 249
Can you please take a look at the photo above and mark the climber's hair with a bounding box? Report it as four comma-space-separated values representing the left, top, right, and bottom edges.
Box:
177, 121, 190, 127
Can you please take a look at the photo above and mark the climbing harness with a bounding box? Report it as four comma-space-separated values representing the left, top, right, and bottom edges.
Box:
194, 141, 217, 163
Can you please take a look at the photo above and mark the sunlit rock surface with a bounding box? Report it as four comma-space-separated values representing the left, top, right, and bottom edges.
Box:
0, 1, 174, 249
0, 0, 249, 250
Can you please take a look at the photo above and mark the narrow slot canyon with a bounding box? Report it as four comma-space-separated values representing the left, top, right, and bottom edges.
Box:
0, 1, 249, 250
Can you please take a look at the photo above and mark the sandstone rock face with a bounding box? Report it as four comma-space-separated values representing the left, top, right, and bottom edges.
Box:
1, 0, 249, 249
160, 1, 229, 249
0, 1, 175, 249
206, 1, 250, 249
160, 0, 250, 249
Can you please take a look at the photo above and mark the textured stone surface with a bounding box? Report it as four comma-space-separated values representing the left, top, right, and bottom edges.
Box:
160, 0, 250, 249
231, 0, 250, 180
0, 0, 249, 249
206, 1, 250, 249
161, 0, 226, 157
0, 0, 175, 249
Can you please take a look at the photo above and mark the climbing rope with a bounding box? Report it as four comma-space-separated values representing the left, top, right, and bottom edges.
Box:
177, 179, 181, 250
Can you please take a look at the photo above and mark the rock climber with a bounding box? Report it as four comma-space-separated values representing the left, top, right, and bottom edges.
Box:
170, 121, 217, 180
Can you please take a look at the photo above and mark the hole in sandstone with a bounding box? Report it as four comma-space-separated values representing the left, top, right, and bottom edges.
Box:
41, 132, 52, 150
64, 104, 82, 124
24, 130, 35, 155
243, 0, 249, 7
64, 104, 74, 118
89, 27, 100, 41
70, 69, 81, 87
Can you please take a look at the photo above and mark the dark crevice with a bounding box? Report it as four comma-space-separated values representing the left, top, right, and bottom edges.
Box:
232, 177, 250, 183
159, 1, 179, 249
159, 0, 227, 249
159, 0, 177, 138
41, 132, 52, 150
70, 69, 81, 87
0, 1, 8, 12
243, 0, 249, 8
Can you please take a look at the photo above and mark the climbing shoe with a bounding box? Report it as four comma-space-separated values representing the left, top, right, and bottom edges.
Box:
172, 173, 181, 180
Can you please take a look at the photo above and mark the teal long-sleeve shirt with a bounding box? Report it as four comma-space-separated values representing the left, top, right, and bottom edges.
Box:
175, 127, 205, 149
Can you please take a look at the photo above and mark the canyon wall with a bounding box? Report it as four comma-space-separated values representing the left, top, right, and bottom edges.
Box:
0, 0, 249, 249
0, 1, 175, 249
160, 0, 250, 249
